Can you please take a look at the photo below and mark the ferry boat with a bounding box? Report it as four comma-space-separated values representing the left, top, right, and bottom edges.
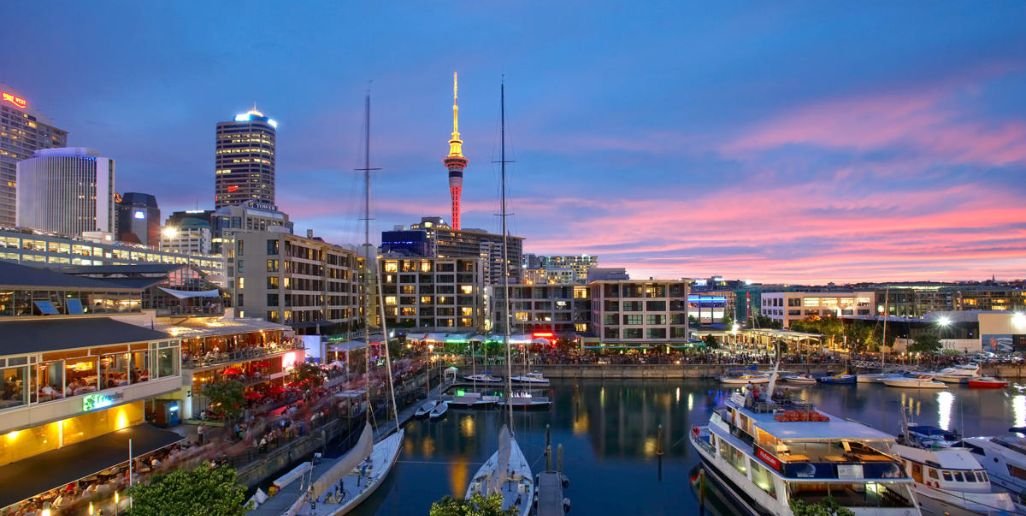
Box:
893, 420, 1017, 515
447, 390, 499, 408
689, 386, 920, 515
962, 435, 1026, 500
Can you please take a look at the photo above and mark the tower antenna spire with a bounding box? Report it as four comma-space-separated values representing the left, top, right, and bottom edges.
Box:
444, 71, 468, 231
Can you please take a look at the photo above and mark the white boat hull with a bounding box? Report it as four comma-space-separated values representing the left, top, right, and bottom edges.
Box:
465, 437, 534, 516
293, 429, 405, 516
883, 379, 947, 389
720, 376, 770, 385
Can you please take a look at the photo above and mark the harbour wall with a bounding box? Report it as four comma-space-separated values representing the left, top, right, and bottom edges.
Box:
527, 364, 1026, 379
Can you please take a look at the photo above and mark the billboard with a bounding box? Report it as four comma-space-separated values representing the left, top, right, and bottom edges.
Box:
981, 334, 1026, 353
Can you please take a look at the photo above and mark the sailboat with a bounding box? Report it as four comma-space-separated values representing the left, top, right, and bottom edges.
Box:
279, 93, 405, 516
464, 79, 536, 516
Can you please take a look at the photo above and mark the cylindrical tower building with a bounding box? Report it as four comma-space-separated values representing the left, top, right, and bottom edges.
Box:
443, 72, 468, 231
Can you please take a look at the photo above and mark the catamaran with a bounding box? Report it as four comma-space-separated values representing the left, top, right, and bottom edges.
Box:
690, 371, 921, 515
464, 78, 535, 516
272, 93, 404, 516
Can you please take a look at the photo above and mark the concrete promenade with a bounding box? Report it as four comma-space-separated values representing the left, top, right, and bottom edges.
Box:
526, 363, 1026, 379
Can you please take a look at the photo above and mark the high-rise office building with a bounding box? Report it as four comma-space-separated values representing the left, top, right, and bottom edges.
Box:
214, 108, 276, 209
0, 85, 68, 227
116, 192, 160, 247
16, 148, 114, 237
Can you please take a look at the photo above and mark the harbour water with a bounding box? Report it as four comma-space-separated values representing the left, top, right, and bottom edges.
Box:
349, 379, 1026, 515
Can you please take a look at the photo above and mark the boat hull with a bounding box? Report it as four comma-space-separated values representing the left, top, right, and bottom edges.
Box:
817, 375, 856, 384
967, 379, 1007, 389
883, 379, 947, 389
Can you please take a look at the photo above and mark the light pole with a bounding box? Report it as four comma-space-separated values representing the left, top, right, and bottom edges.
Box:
427, 343, 435, 397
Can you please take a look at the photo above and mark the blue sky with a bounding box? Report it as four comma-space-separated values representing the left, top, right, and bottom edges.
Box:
3, 1, 1025, 282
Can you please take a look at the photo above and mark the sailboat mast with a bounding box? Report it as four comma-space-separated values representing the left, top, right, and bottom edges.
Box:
881, 287, 889, 368
500, 80, 514, 430
361, 94, 374, 426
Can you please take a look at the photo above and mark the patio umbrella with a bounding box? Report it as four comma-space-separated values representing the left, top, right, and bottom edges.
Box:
223, 367, 243, 376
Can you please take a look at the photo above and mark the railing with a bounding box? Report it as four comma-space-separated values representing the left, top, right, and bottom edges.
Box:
183, 341, 305, 369
752, 445, 908, 480
156, 304, 226, 317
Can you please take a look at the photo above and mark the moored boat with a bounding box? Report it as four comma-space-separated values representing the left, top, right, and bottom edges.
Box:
447, 390, 499, 408
414, 400, 439, 418
464, 373, 504, 384
962, 435, 1026, 499
689, 385, 920, 515
933, 364, 981, 384
429, 400, 449, 420
883, 375, 947, 389
816, 372, 856, 384
967, 377, 1008, 389
719, 372, 770, 385
510, 371, 550, 386
781, 374, 817, 385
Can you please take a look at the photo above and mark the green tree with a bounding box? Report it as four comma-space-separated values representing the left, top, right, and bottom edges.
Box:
429, 494, 517, 516
702, 334, 720, 349
790, 498, 855, 516
909, 333, 942, 354
127, 463, 249, 516
202, 378, 245, 423
291, 361, 325, 389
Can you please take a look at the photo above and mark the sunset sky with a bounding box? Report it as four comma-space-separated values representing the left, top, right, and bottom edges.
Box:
3, 1, 1025, 284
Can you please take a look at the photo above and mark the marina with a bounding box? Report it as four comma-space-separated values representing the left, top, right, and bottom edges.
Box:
336, 377, 1026, 515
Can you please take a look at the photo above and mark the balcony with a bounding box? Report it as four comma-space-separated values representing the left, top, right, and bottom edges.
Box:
182, 339, 304, 370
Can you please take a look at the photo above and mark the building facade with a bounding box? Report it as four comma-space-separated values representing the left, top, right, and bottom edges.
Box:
16, 148, 114, 236
522, 254, 598, 284
215, 109, 276, 209
115, 192, 160, 247
589, 279, 690, 344
211, 201, 292, 254
228, 230, 360, 334
380, 256, 484, 331
492, 284, 590, 336
0, 86, 68, 228
0, 227, 224, 286
760, 291, 875, 328
385, 217, 524, 286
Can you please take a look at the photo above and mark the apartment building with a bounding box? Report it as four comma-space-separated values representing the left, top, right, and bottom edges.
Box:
589, 279, 690, 344
380, 255, 484, 331
761, 291, 875, 328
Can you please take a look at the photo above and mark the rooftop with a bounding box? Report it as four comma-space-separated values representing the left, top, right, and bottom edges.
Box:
0, 318, 170, 356
0, 261, 136, 291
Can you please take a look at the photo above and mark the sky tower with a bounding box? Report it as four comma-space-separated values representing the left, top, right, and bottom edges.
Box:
443, 72, 468, 231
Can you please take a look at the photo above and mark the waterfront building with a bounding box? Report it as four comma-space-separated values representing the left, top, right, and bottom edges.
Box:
0, 227, 225, 286
380, 255, 484, 331
586, 267, 629, 282
0, 262, 184, 511
522, 266, 575, 286
0, 85, 68, 228
211, 201, 292, 254
442, 73, 468, 231
227, 229, 360, 335
874, 284, 1026, 318
386, 217, 524, 286
160, 224, 212, 256
58, 263, 225, 317
214, 108, 276, 209
589, 279, 690, 345
760, 291, 875, 329
115, 192, 160, 247
522, 254, 598, 285
492, 284, 590, 336
16, 147, 114, 236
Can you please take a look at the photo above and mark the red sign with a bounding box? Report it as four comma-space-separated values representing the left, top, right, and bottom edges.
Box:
1, 92, 27, 109
755, 446, 782, 471
227, 185, 240, 193
533, 332, 554, 338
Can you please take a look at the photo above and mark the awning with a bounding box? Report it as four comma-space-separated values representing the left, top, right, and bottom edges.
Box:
0, 423, 184, 509
158, 287, 221, 299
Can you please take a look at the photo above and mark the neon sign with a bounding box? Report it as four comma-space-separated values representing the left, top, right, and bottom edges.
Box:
1, 92, 28, 109
82, 392, 124, 412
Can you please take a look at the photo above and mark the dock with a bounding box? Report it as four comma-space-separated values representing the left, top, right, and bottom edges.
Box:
535, 471, 566, 516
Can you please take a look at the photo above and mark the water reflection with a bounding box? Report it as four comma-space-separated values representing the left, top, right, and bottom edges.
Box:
352, 380, 1020, 516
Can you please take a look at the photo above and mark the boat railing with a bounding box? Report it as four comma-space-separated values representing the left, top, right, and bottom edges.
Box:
753, 445, 908, 480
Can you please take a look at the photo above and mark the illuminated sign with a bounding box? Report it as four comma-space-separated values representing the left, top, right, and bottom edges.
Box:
282, 351, 297, 370
227, 185, 240, 193
1, 92, 28, 109
82, 391, 124, 412
755, 446, 782, 471
133, 210, 146, 219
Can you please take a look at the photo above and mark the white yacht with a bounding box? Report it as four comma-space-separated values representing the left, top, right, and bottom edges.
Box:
498, 391, 552, 410
893, 424, 1016, 515
963, 435, 1026, 500
510, 371, 550, 386
465, 425, 535, 516
782, 374, 818, 385
690, 386, 920, 515
932, 364, 980, 384
720, 372, 771, 385
883, 375, 947, 390
464, 373, 504, 384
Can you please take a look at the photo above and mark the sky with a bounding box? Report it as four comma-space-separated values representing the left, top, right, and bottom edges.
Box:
2, 1, 1025, 284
